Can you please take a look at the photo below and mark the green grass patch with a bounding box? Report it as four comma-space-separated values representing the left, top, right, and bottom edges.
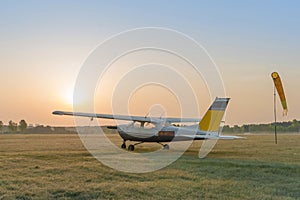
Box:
0, 134, 299, 199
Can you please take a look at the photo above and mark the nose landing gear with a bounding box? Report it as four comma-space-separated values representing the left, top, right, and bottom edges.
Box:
121, 141, 143, 151
121, 142, 126, 149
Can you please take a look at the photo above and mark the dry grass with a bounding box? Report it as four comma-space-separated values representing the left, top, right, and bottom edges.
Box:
0, 133, 299, 199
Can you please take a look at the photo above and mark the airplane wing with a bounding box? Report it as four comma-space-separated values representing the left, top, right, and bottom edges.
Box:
52, 111, 161, 123
52, 111, 200, 124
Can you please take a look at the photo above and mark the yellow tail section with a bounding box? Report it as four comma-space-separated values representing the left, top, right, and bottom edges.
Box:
199, 98, 230, 132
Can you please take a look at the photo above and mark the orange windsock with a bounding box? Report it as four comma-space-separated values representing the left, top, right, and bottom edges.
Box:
271, 72, 288, 116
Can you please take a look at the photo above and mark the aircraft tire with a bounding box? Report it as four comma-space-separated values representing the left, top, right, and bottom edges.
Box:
128, 144, 135, 151
121, 143, 126, 149
163, 144, 169, 150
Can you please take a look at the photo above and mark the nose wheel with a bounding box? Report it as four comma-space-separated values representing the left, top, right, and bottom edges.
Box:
120, 141, 136, 151
121, 142, 126, 149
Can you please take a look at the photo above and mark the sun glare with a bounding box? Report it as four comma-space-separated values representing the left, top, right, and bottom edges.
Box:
62, 88, 74, 106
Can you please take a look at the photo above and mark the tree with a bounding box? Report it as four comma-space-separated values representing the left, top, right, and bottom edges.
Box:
0, 121, 3, 133
8, 120, 17, 132
19, 120, 28, 131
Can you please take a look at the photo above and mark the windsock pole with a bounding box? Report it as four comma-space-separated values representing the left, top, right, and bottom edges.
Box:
273, 85, 277, 144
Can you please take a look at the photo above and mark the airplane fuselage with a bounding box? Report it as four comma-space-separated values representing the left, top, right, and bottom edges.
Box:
117, 124, 204, 143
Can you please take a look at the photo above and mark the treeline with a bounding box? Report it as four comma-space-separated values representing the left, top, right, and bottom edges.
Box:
0, 120, 113, 134
223, 119, 300, 133
0, 120, 28, 133
2, 119, 300, 134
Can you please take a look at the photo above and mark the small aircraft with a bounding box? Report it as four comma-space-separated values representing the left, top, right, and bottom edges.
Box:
53, 97, 241, 151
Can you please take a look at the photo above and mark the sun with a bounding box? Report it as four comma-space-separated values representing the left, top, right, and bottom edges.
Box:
62, 87, 74, 106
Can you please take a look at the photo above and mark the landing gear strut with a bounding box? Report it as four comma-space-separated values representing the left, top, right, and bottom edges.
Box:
157, 142, 170, 150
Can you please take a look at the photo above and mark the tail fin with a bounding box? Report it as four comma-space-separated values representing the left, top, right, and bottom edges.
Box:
199, 97, 230, 132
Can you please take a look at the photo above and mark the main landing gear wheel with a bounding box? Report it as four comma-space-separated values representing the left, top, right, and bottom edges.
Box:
157, 142, 170, 150
128, 144, 135, 151
121, 143, 126, 149
163, 144, 170, 150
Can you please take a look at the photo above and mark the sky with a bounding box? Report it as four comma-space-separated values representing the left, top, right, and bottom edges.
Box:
0, 0, 299, 126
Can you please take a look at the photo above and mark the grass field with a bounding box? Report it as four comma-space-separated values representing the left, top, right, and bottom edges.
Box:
0, 133, 299, 199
